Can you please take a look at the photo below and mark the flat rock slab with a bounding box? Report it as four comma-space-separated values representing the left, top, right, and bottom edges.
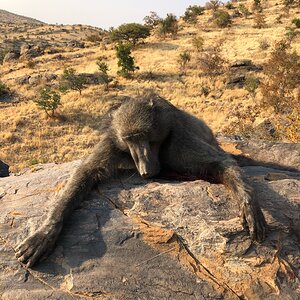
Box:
0, 159, 300, 299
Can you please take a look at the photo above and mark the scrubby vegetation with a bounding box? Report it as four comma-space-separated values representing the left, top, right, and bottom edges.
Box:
1, 0, 300, 172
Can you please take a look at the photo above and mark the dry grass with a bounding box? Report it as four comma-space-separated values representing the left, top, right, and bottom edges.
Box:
0, 0, 300, 172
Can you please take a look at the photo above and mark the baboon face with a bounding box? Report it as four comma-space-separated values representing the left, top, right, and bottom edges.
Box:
112, 99, 162, 178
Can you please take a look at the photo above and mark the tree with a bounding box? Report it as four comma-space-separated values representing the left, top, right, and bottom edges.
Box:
33, 87, 61, 117
143, 11, 162, 28
213, 10, 232, 27
159, 14, 178, 37
96, 56, 113, 90
183, 5, 205, 24
110, 23, 150, 45
205, 0, 222, 11
115, 43, 139, 78
59, 68, 87, 95
178, 51, 191, 74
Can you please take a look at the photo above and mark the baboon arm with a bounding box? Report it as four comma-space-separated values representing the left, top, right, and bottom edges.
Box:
165, 139, 266, 241
15, 134, 121, 267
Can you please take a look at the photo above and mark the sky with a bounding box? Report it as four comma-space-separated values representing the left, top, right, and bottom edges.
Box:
0, 0, 206, 29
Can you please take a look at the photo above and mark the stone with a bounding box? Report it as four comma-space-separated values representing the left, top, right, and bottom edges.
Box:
3, 51, 20, 63
15, 75, 31, 85
0, 160, 9, 177
226, 74, 246, 88
0, 140, 299, 299
230, 59, 263, 72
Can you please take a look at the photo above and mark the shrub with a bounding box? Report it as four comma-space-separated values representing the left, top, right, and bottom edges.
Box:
183, 5, 205, 24
260, 40, 300, 113
86, 34, 102, 43
110, 23, 150, 45
205, 0, 222, 11
159, 14, 178, 37
192, 36, 204, 51
59, 68, 87, 95
33, 87, 61, 117
213, 10, 232, 28
198, 45, 226, 78
252, 0, 263, 12
115, 42, 138, 78
0, 81, 9, 96
225, 1, 234, 9
0, 49, 8, 64
244, 75, 260, 95
253, 13, 266, 28
238, 4, 251, 18
285, 26, 300, 41
292, 18, 300, 28
178, 51, 191, 74
26, 60, 35, 68
143, 11, 162, 28
96, 56, 113, 90
259, 39, 270, 50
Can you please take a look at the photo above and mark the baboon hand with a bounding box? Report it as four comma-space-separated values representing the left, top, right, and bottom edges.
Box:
242, 202, 267, 243
15, 223, 62, 268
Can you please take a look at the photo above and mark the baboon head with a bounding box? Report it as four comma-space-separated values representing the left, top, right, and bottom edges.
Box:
112, 98, 169, 178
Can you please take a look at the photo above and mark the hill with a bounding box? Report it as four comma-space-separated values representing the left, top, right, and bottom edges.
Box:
0, 0, 299, 172
0, 9, 44, 25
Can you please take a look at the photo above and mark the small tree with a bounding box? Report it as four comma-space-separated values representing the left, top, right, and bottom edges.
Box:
244, 75, 260, 96
96, 56, 112, 90
143, 11, 162, 29
192, 36, 204, 51
59, 68, 87, 95
110, 23, 150, 45
33, 87, 61, 117
178, 51, 191, 74
205, 0, 222, 11
115, 43, 138, 78
159, 14, 178, 37
213, 10, 232, 27
183, 5, 205, 24
238, 4, 251, 18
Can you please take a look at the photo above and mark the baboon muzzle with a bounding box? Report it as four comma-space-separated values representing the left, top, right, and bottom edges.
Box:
127, 140, 160, 178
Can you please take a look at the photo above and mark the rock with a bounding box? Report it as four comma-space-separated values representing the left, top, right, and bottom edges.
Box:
226, 74, 245, 88
0, 141, 299, 299
42, 73, 58, 81
3, 51, 20, 63
15, 75, 31, 85
67, 40, 85, 48
28, 75, 42, 85
230, 59, 263, 72
0, 160, 9, 177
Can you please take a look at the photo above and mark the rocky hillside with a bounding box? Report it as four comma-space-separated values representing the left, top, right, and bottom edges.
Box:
0, 9, 44, 24
0, 0, 299, 172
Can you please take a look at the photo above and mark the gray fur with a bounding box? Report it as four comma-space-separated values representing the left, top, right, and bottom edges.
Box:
15, 93, 266, 267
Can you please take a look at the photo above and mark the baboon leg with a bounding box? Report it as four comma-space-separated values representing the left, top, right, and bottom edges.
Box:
15, 134, 122, 267
220, 160, 267, 241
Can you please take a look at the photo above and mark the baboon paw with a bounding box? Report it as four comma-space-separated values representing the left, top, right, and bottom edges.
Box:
15, 229, 57, 268
243, 205, 267, 243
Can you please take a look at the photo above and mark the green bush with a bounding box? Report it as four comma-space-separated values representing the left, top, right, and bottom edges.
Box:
96, 56, 113, 90
178, 51, 191, 74
115, 43, 138, 78
159, 14, 178, 37
205, 0, 222, 11
33, 87, 61, 117
110, 23, 150, 45
192, 36, 204, 51
183, 5, 205, 24
59, 68, 87, 95
238, 4, 251, 18
244, 75, 260, 95
213, 10, 232, 28
292, 18, 300, 28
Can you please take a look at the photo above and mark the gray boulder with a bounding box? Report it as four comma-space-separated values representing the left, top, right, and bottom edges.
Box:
0, 140, 299, 299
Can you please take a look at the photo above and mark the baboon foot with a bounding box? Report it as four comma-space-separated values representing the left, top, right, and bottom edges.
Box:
242, 203, 267, 243
15, 223, 62, 268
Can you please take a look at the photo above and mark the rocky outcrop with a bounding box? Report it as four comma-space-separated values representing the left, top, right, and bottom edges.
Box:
0, 141, 299, 299
3, 51, 20, 63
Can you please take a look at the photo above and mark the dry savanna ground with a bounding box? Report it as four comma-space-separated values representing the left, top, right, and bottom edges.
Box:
0, 0, 300, 172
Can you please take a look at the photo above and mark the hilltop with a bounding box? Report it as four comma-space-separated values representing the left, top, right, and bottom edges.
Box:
0, 9, 44, 25
0, 0, 299, 172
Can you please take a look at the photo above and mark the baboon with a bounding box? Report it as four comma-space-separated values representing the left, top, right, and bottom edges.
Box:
15, 93, 266, 267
